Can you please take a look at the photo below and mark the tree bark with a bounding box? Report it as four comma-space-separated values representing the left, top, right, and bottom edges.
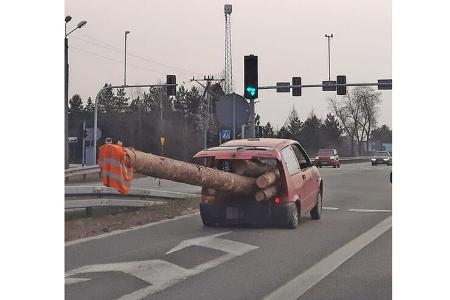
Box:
255, 185, 278, 202
256, 169, 280, 189
125, 148, 257, 195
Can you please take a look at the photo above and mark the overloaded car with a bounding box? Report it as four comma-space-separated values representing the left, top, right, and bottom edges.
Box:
371, 151, 392, 166
315, 148, 340, 168
193, 138, 323, 229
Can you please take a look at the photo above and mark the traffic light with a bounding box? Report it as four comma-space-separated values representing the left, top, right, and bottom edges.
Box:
337, 75, 346, 95
292, 77, 302, 96
244, 55, 258, 99
166, 75, 176, 96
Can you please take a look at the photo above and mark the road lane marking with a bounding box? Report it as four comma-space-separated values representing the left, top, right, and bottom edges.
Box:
262, 216, 392, 300
323, 207, 339, 210
65, 212, 199, 247
348, 209, 392, 213
66, 232, 258, 300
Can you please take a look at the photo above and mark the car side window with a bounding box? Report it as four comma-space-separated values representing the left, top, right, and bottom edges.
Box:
281, 146, 301, 175
291, 143, 311, 170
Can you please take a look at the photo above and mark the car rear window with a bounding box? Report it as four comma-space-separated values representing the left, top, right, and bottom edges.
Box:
375, 151, 389, 156
318, 149, 334, 156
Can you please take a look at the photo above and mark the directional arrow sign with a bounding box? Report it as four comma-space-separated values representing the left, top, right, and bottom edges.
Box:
65, 232, 258, 300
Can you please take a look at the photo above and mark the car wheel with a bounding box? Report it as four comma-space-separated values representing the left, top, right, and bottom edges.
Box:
310, 192, 322, 220
200, 213, 215, 227
286, 204, 299, 229
333, 164, 337, 168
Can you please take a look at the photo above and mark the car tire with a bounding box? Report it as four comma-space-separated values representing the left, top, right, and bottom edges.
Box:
200, 213, 215, 227
333, 164, 337, 168
310, 192, 322, 220
286, 204, 299, 229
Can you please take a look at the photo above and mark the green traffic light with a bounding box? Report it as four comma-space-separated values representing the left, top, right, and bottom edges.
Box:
246, 86, 257, 97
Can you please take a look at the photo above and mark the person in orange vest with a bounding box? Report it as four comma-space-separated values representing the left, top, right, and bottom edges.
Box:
98, 140, 133, 194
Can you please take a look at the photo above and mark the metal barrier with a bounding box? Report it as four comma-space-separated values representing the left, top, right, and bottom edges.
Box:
65, 165, 100, 181
65, 186, 199, 210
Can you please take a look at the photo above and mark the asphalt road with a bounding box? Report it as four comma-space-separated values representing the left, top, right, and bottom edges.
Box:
65, 162, 392, 300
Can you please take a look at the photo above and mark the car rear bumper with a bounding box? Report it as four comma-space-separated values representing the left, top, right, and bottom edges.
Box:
316, 159, 338, 165
200, 201, 296, 227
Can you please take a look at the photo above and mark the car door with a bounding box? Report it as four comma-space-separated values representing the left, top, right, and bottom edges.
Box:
281, 145, 304, 205
291, 143, 318, 210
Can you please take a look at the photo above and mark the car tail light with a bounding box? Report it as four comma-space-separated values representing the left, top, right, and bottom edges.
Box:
274, 196, 281, 205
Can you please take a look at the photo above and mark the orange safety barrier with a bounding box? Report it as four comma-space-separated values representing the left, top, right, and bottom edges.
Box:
97, 143, 133, 194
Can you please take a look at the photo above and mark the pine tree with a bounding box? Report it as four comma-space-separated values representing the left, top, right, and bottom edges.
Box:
84, 97, 95, 112
262, 122, 274, 137
114, 88, 129, 113
285, 106, 302, 141
321, 113, 342, 146
69, 94, 84, 113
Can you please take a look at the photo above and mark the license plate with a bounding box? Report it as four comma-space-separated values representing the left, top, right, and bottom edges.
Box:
226, 207, 241, 219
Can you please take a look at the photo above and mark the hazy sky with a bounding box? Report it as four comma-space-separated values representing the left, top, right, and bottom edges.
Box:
65, 0, 391, 129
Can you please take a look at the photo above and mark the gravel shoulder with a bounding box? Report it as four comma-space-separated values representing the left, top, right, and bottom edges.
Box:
65, 197, 200, 242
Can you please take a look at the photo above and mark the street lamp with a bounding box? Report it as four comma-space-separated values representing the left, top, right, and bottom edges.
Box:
124, 31, 130, 86
325, 33, 333, 82
65, 16, 87, 169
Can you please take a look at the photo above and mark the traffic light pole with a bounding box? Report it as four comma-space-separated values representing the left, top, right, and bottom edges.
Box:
82, 120, 86, 166
92, 83, 177, 164
258, 82, 392, 90
249, 99, 256, 138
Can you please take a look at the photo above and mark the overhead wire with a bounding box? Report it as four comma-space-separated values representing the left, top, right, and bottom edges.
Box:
69, 46, 167, 75
72, 33, 196, 76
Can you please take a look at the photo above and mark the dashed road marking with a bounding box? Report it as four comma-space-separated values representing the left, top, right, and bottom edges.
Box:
323, 207, 339, 210
348, 209, 392, 213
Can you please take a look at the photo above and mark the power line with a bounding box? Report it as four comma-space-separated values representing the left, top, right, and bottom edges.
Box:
72, 33, 196, 75
69, 46, 167, 75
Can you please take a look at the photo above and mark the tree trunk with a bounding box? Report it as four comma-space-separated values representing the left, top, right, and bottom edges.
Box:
125, 148, 258, 195
256, 169, 280, 189
255, 185, 278, 202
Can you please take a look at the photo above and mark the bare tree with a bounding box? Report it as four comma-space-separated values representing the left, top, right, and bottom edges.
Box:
328, 87, 381, 155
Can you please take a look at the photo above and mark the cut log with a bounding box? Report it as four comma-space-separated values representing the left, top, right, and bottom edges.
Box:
255, 185, 278, 202
125, 148, 257, 195
256, 169, 281, 189
231, 160, 273, 177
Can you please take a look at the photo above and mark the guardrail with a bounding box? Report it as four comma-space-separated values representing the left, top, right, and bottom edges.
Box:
65, 186, 199, 210
310, 156, 370, 164
65, 165, 100, 181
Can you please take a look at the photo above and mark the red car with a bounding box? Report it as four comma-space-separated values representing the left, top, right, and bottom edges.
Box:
315, 149, 340, 168
193, 138, 323, 228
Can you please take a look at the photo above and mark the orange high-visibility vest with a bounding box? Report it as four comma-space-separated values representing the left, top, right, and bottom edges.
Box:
98, 144, 133, 194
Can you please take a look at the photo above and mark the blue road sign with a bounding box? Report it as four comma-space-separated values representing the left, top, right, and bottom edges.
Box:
221, 129, 232, 140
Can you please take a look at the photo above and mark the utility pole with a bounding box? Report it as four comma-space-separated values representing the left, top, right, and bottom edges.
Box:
124, 31, 130, 86
190, 76, 224, 148
65, 16, 87, 169
325, 34, 333, 81
224, 4, 233, 94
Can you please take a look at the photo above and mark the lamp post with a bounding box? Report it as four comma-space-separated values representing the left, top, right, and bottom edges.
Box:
124, 31, 130, 86
65, 17, 87, 169
325, 34, 333, 82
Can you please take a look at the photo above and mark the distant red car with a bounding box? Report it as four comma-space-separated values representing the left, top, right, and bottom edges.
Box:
193, 138, 323, 228
315, 149, 340, 168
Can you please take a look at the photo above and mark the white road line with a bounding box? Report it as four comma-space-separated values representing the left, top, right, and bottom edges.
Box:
348, 209, 392, 213
262, 216, 392, 300
323, 207, 339, 210
65, 212, 199, 247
